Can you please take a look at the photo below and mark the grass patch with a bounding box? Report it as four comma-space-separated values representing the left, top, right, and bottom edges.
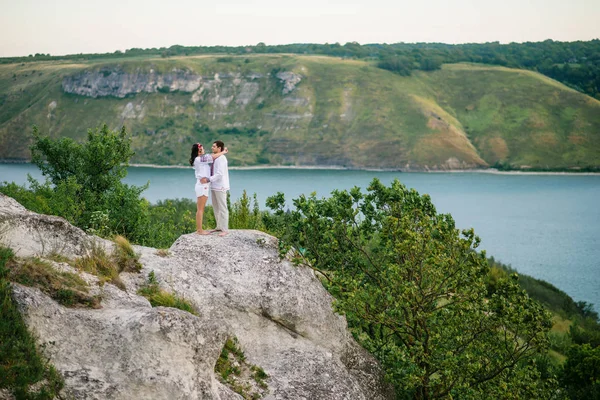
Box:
113, 235, 142, 273
0, 246, 65, 399
215, 336, 269, 399
155, 249, 170, 257
137, 271, 198, 316
73, 236, 141, 290
7, 255, 100, 309
75, 241, 125, 290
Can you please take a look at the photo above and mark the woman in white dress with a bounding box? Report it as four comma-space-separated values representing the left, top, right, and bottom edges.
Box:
189, 143, 227, 234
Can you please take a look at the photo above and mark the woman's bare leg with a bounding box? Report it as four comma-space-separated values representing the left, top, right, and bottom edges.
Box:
196, 196, 209, 234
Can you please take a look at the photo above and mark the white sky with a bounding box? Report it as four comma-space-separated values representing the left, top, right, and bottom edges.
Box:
1, 0, 599, 57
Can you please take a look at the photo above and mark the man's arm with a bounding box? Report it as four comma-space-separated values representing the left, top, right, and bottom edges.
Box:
210, 147, 228, 160
200, 158, 224, 184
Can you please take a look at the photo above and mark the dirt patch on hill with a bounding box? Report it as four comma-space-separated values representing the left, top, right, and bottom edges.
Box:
485, 137, 509, 161
414, 131, 487, 167
533, 132, 559, 148
527, 113, 547, 129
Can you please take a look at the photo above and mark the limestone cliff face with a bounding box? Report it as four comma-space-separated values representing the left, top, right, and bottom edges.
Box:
62, 67, 202, 98
0, 194, 393, 400
61, 67, 301, 101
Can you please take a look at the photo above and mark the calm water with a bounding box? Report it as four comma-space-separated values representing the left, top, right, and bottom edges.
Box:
2, 163, 599, 311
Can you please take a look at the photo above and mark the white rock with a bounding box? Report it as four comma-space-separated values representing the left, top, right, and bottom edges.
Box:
0, 193, 392, 399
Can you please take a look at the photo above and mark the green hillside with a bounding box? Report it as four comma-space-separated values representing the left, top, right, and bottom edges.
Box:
1, 55, 599, 170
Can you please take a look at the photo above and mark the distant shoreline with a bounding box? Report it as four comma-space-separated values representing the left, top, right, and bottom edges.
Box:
3, 161, 599, 175
128, 164, 600, 176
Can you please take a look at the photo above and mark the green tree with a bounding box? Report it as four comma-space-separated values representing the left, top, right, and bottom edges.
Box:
28, 125, 148, 240
419, 57, 442, 71
560, 343, 600, 399
265, 178, 554, 399
31, 124, 134, 196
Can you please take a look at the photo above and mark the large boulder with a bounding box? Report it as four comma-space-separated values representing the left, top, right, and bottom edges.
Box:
0, 193, 393, 399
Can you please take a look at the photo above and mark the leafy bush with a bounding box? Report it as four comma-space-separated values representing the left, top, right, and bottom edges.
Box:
266, 178, 554, 398
376, 56, 414, 76
560, 344, 600, 399
27, 124, 149, 241
229, 191, 265, 231
138, 198, 198, 248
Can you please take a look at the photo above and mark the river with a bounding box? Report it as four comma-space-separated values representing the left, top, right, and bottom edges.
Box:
1, 163, 599, 312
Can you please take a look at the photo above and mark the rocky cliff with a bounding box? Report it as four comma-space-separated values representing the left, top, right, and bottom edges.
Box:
61, 67, 301, 100
0, 193, 392, 399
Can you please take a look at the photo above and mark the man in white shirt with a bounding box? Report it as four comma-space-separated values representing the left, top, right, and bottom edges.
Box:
201, 140, 230, 236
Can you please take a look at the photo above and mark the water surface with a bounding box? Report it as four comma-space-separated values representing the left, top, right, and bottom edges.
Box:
2, 163, 599, 312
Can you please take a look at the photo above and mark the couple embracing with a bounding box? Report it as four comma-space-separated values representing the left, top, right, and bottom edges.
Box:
189, 140, 229, 236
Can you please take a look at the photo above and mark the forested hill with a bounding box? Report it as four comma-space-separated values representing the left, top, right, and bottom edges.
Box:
1, 54, 600, 170
3, 39, 600, 99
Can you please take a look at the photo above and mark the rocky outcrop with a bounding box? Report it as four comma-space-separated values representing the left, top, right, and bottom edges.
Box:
62, 67, 275, 104
0, 194, 393, 400
62, 67, 204, 98
276, 71, 302, 94
61, 67, 304, 100
0, 195, 111, 258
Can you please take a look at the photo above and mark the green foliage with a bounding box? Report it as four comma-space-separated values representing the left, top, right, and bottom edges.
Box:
140, 198, 198, 248
487, 259, 589, 319
570, 321, 600, 348
137, 271, 198, 315
31, 124, 133, 194
215, 337, 269, 399
266, 179, 554, 399
25, 124, 149, 241
549, 331, 573, 354
86, 210, 114, 238
560, 343, 600, 399
377, 56, 414, 76
0, 246, 65, 398
229, 191, 265, 230
419, 57, 442, 71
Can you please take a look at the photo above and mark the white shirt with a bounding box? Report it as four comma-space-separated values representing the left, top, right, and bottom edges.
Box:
193, 155, 212, 181
210, 156, 229, 191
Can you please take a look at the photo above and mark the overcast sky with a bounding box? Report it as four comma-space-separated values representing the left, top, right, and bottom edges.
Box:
1, 0, 598, 57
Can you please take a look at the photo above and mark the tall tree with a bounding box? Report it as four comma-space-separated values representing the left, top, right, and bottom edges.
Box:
29, 124, 147, 239
266, 179, 554, 399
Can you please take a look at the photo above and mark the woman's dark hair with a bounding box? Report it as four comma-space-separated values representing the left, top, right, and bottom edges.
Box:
189, 143, 202, 166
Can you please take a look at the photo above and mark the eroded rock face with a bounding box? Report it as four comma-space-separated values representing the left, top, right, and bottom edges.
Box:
62, 67, 267, 105
0, 194, 111, 258
276, 71, 302, 94
0, 193, 393, 400
61, 67, 203, 98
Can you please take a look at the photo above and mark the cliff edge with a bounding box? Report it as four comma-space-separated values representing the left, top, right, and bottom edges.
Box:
0, 193, 392, 399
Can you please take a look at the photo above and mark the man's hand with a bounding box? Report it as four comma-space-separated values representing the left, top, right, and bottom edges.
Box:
200, 178, 209, 184
224, 147, 228, 153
